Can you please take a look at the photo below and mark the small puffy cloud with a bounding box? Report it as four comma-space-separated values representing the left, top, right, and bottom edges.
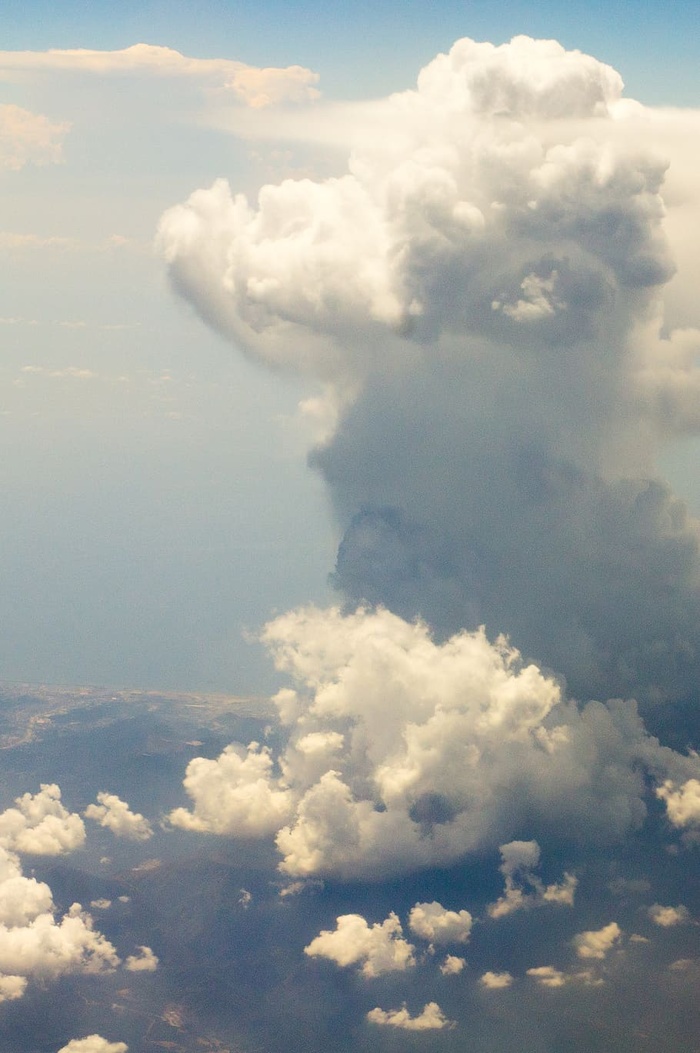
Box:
543, 874, 578, 905
89, 900, 111, 911
367, 1002, 453, 1031
168, 742, 293, 837
488, 840, 577, 917
304, 913, 415, 978
124, 945, 158, 972
0, 974, 27, 1002
0, 44, 319, 109
0, 785, 85, 855
440, 954, 465, 975
84, 793, 153, 842
0, 848, 53, 927
56, 1039, 128, 1053
480, 970, 514, 989
527, 965, 567, 988
656, 779, 700, 828
499, 840, 541, 872
408, 901, 473, 944
278, 879, 324, 898
573, 922, 622, 960
0, 103, 69, 170
648, 904, 690, 927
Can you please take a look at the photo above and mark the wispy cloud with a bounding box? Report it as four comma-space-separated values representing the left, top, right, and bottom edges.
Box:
0, 43, 320, 109
0, 103, 69, 170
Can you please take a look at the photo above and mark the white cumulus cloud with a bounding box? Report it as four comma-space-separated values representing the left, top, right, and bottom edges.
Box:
408, 901, 473, 944
56, 1038, 128, 1053
440, 954, 465, 975
480, 970, 514, 989
648, 904, 690, 927
168, 742, 293, 836
488, 840, 577, 917
656, 779, 700, 828
573, 921, 622, 960
304, 912, 415, 977
85, 793, 153, 842
527, 965, 567, 988
0, 974, 26, 1002
169, 606, 700, 880
124, 945, 159, 972
0, 785, 85, 855
367, 1002, 453, 1030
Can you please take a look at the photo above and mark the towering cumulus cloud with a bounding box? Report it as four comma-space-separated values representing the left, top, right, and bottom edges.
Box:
159, 37, 700, 719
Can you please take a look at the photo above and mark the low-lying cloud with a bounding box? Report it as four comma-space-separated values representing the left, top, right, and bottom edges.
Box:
366, 1002, 453, 1030
0, 784, 85, 855
85, 792, 153, 841
56, 1039, 128, 1053
0, 844, 119, 999
304, 912, 415, 977
168, 605, 699, 880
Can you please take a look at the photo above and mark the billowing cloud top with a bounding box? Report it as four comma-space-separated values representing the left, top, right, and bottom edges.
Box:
158, 34, 673, 380
411, 36, 624, 119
